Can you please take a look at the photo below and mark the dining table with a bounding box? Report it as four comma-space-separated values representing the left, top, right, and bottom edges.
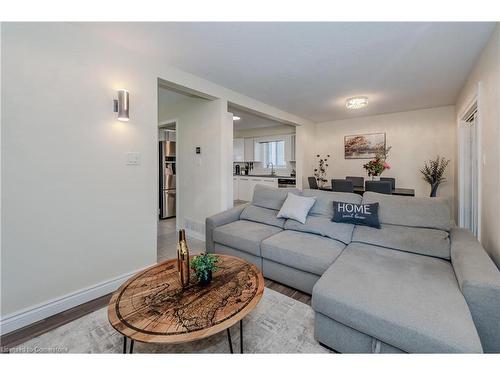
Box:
319, 185, 415, 196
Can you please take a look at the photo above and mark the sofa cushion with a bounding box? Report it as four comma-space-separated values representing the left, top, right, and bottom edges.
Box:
302, 189, 362, 218
240, 205, 286, 228
261, 230, 346, 275
362, 191, 452, 231
312, 242, 482, 353
285, 215, 354, 244
277, 192, 316, 224
251, 184, 299, 210
352, 223, 450, 259
213, 219, 282, 257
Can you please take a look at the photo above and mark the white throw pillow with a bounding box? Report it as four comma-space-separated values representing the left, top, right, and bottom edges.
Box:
277, 192, 316, 224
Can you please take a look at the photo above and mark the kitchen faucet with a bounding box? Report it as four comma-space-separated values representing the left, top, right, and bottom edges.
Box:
267, 162, 276, 176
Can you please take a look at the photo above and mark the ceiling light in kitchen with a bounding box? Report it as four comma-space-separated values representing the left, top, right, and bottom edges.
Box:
233, 116, 241, 121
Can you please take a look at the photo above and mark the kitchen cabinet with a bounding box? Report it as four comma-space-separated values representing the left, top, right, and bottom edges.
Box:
244, 138, 254, 162
233, 138, 244, 162
237, 177, 252, 201
284, 134, 296, 161
253, 140, 262, 162
233, 177, 239, 201
260, 178, 278, 188
234, 176, 278, 201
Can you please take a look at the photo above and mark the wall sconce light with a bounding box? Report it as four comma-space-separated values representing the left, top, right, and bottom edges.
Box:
113, 89, 129, 121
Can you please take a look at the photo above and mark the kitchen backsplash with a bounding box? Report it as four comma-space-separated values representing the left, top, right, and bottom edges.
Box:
234, 161, 295, 176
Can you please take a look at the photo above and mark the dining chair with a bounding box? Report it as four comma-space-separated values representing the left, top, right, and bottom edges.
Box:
380, 177, 396, 190
308, 177, 319, 189
331, 179, 354, 193
365, 181, 392, 194
346, 176, 364, 188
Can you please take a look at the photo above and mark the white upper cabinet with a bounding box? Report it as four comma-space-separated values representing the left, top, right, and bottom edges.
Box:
244, 138, 255, 161
253, 140, 262, 162
290, 134, 296, 161
284, 134, 292, 161
233, 138, 244, 162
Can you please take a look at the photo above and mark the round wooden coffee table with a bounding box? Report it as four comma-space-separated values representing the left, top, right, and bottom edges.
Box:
108, 254, 264, 353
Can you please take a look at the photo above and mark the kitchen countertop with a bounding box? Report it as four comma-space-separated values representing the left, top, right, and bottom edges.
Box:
233, 174, 296, 179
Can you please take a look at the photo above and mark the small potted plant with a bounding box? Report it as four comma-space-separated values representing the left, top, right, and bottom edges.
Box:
190, 253, 220, 285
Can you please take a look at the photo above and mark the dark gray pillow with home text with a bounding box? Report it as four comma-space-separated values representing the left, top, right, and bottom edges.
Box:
332, 201, 380, 229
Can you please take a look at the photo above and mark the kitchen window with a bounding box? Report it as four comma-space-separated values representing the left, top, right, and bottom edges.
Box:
261, 140, 286, 168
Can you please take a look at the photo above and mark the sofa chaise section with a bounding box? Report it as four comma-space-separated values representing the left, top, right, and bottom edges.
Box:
312, 192, 486, 353
312, 242, 483, 353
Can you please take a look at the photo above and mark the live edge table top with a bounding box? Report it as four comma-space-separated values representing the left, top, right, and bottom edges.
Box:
108, 255, 264, 344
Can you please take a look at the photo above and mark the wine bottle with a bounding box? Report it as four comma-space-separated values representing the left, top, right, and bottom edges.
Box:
177, 229, 190, 287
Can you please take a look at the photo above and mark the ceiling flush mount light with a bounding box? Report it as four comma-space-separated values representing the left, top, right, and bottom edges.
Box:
233, 115, 241, 121
346, 96, 368, 110
114, 89, 129, 121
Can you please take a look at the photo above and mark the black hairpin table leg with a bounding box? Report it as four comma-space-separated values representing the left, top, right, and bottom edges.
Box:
129, 339, 134, 354
240, 319, 243, 354
227, 328, 234, 353
123, 336, 134, 354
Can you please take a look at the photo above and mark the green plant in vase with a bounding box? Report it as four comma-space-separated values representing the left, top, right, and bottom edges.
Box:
191, 253, 220, 285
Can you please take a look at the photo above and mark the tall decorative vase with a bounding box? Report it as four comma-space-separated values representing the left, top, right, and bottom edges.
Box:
177, 229, 190, 287
430, 183, 439, 197
371, 176, 380, 181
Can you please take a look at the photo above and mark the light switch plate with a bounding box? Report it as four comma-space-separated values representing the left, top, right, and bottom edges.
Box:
126, 152, 141, 166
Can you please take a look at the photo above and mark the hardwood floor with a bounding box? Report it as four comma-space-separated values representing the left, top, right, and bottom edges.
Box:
0, 218, 310, 351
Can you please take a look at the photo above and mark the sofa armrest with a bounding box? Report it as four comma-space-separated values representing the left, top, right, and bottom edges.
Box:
451, 228, 500, 353
205, 203, 249, 253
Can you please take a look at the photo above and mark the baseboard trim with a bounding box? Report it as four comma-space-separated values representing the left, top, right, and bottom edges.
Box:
0, 264, 155, 335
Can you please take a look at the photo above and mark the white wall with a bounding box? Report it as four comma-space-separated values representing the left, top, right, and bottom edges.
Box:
314, 106, 456, 201
296, 123, 317, 189
233, 124, 295, 138
158, 93, 230, 239
0, 23, 311, 329
455, 24, 500, 268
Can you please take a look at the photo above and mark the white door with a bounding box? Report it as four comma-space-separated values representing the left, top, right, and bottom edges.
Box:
459, 109, 480, 237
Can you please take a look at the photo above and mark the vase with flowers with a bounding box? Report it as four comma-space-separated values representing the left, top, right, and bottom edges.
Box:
363, 146, 392, 180
313, 154, 330, 188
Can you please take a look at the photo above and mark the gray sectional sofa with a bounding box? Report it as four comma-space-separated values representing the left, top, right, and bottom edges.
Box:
206, 184, 500, 353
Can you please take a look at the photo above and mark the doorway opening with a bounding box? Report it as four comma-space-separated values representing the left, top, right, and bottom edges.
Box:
229, 104, 298, 207
156, 81, 212, 262
458, 98, 481, 239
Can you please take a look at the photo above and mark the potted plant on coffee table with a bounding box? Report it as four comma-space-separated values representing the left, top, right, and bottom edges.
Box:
191, 253, 220, 285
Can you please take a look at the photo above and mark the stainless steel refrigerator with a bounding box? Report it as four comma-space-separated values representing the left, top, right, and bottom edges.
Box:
159, 138, 176, 219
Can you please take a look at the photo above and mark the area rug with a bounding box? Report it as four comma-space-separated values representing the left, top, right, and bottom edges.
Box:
12, 288, 331, 354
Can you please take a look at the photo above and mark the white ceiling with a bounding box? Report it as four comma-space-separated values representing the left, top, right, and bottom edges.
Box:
229, 106, 293, 130
84, 22, 496, 122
